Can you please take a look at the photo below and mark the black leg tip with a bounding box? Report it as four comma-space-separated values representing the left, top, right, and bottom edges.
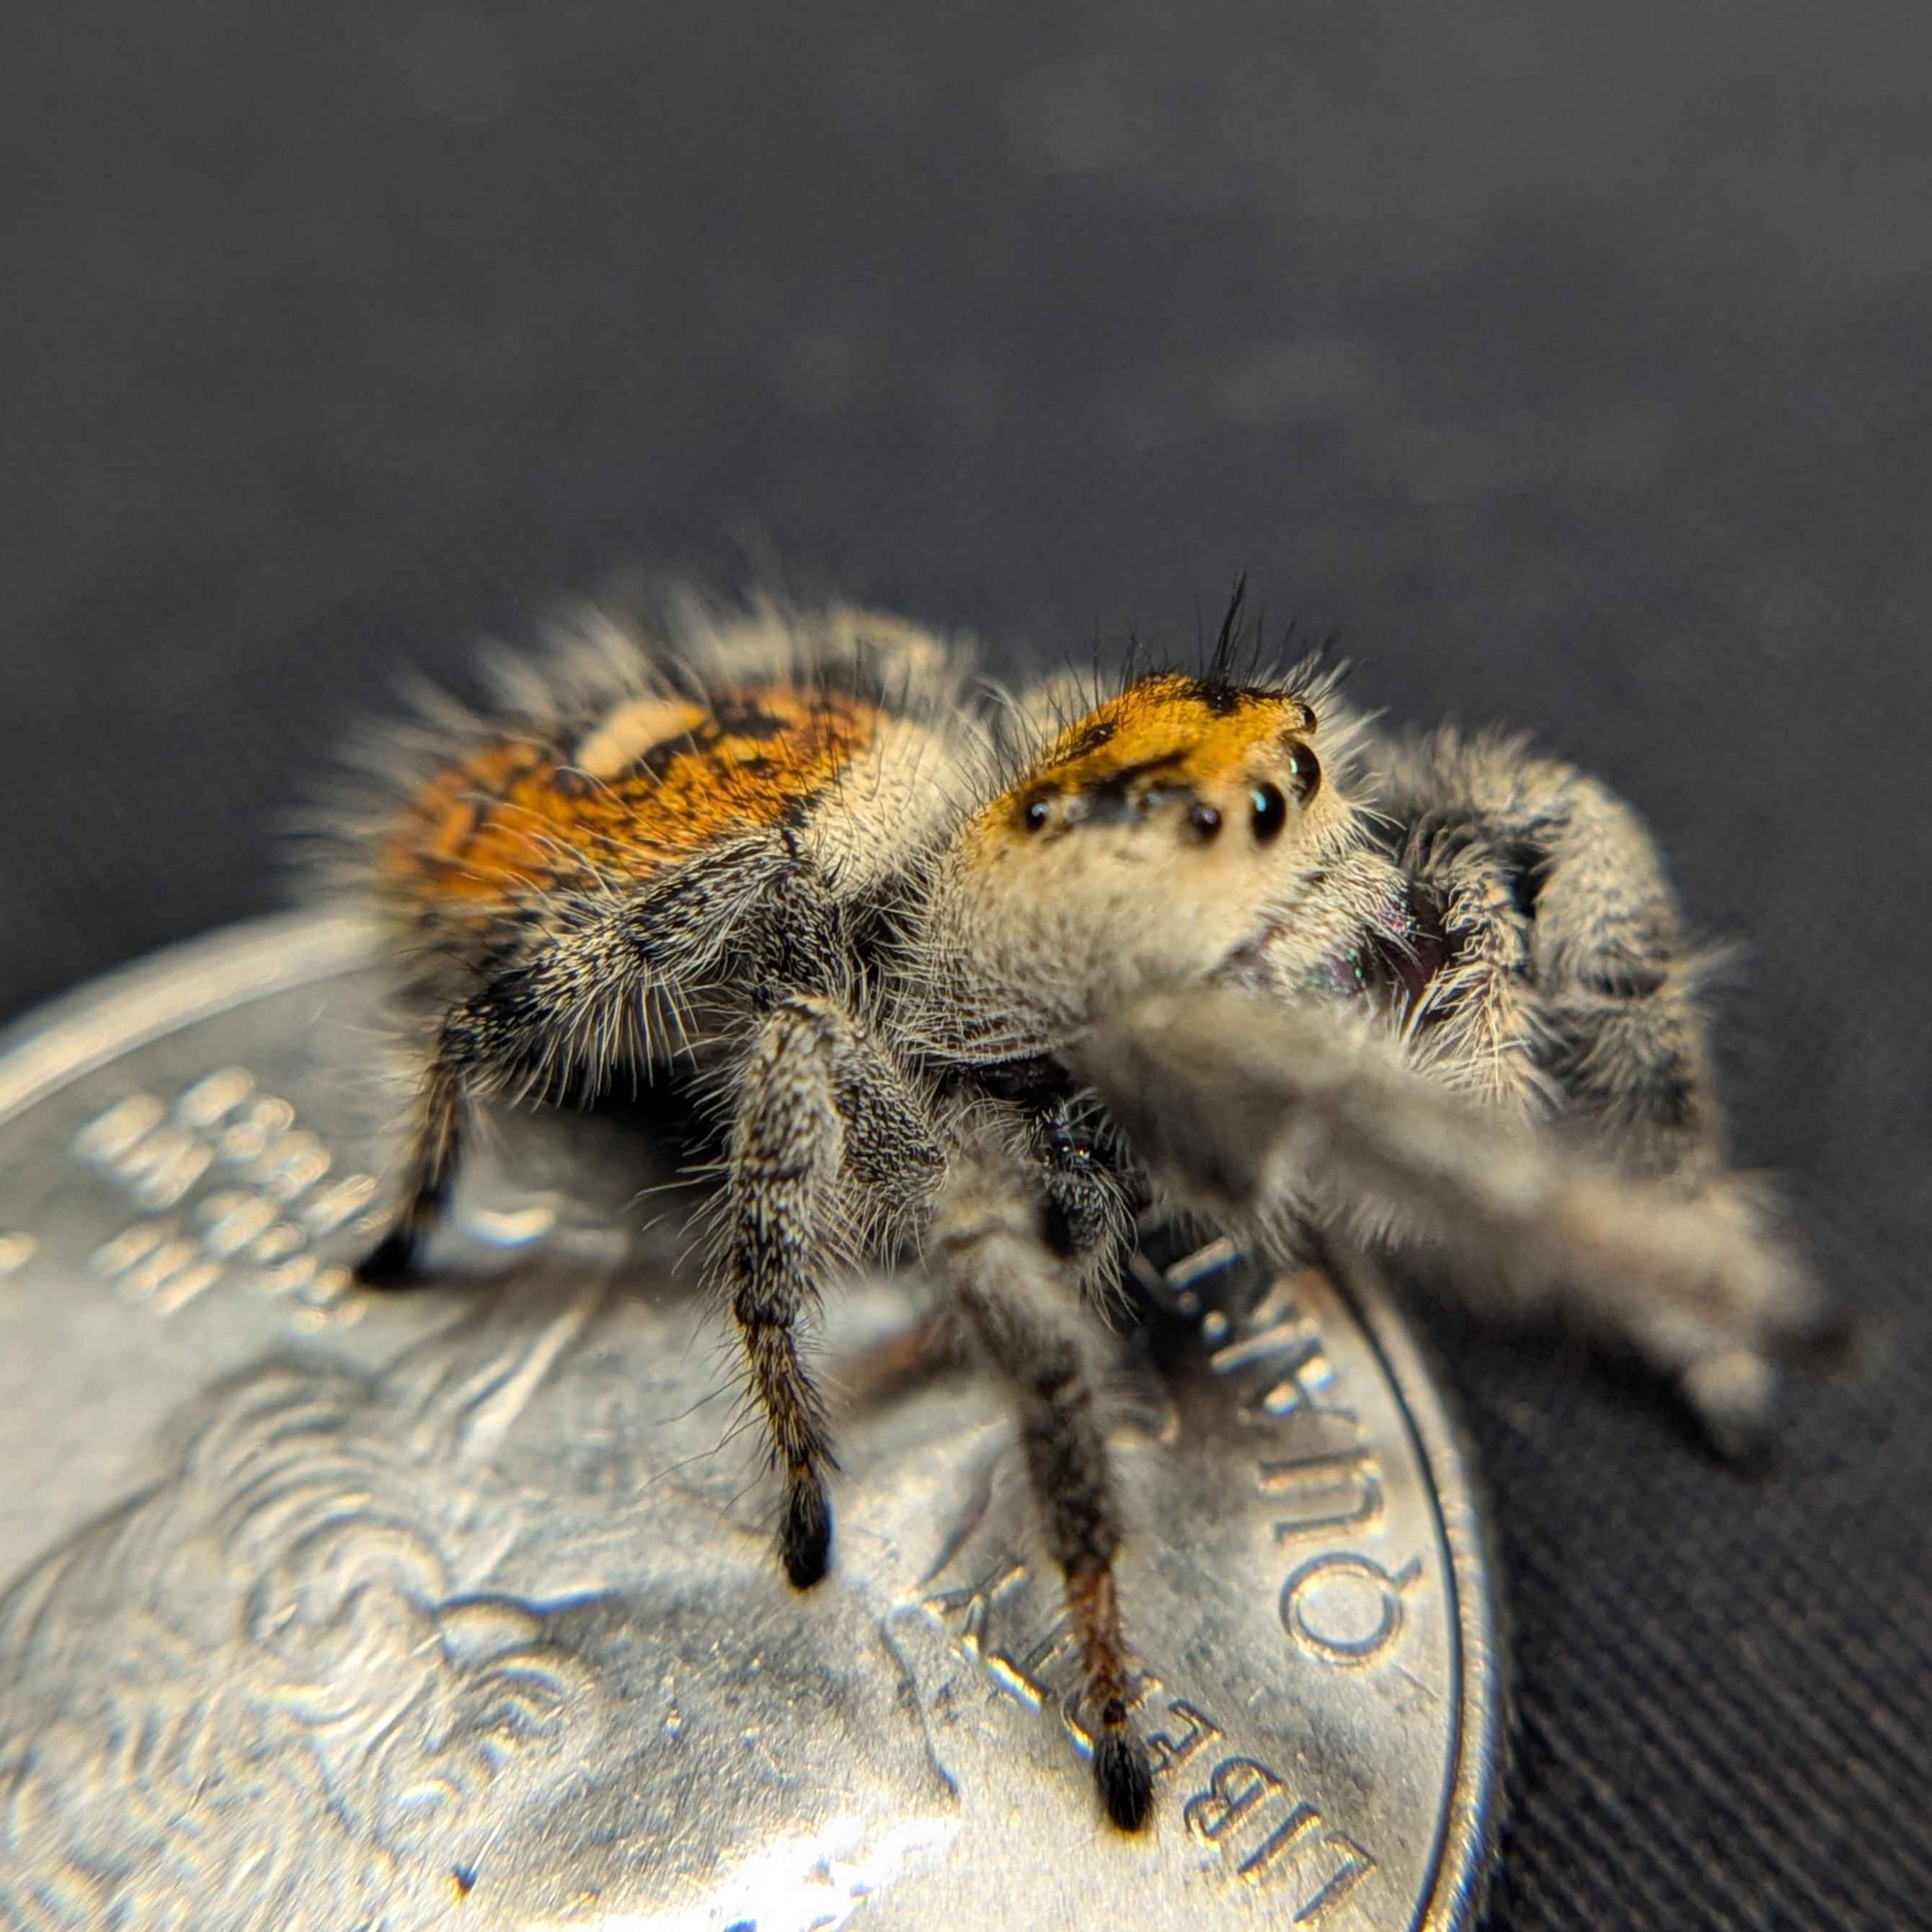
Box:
1095, 1724, 1154, 1833
1680, 1350, 1781, 1469
779, 1480, 833, 1589
354, 1228, 427, 1290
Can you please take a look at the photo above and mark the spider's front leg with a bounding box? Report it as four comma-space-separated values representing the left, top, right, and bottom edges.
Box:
930, 1130, 1154, 1833
723, 993, 944, 1585
1076, 986, 1833, 1455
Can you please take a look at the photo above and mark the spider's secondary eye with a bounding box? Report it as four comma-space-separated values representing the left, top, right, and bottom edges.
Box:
1189, 802, 1223, 840
1249, 782, 1288, 842
1023, 797, 1052, 831
1286, 744, 1321, 803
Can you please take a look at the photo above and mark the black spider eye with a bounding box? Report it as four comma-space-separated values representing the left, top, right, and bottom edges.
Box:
1249, 781, 1288, 842
1189, 802, 1223, 840
1024, 796, 1051, 831
1285, 743, 1321, 803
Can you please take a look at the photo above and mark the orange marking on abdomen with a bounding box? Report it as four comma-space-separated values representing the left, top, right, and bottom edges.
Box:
382, 686, 882, 905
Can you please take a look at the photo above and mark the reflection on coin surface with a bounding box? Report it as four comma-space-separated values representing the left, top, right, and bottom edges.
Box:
0, 916, 1504, 1931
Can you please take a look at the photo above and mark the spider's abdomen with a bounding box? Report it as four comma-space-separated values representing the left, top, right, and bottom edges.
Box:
380, 684, 889, 910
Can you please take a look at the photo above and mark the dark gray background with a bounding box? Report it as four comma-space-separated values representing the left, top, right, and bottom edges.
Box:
4, 5, 1928, 1927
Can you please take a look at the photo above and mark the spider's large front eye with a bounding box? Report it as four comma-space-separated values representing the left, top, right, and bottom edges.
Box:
1249, 782, 1288, 843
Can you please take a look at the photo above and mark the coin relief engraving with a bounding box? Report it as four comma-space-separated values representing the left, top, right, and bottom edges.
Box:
0, 917, 1502, 1929
1207, 1273, 1431, 1670
74, 1067, 376, 1329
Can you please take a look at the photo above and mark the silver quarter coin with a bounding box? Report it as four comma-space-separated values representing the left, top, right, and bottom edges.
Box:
0, 915, 1505, 1931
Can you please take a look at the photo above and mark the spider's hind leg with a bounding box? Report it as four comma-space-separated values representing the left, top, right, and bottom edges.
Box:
357, 896, 666, 1288
356, 1011, 485, 1286
931, 1130, 1153, 1832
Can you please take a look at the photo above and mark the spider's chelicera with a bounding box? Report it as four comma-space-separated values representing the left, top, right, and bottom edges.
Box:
327, 586, 1831, 1832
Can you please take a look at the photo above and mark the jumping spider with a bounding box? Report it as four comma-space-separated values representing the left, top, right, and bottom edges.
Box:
329, 585, 1830, 1832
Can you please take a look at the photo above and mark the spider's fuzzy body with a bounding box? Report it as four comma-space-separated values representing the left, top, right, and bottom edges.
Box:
328, 590, 1825, 1833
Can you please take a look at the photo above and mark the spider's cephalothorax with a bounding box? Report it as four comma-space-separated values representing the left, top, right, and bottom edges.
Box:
333, 591, 1829, 1833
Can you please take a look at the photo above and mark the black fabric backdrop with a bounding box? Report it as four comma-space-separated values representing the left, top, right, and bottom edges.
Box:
5, 6, 1928, 1927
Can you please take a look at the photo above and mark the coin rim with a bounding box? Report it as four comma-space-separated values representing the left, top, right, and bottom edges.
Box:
0, 913, 1507, 1928
1332, 1243, 1510, 1931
